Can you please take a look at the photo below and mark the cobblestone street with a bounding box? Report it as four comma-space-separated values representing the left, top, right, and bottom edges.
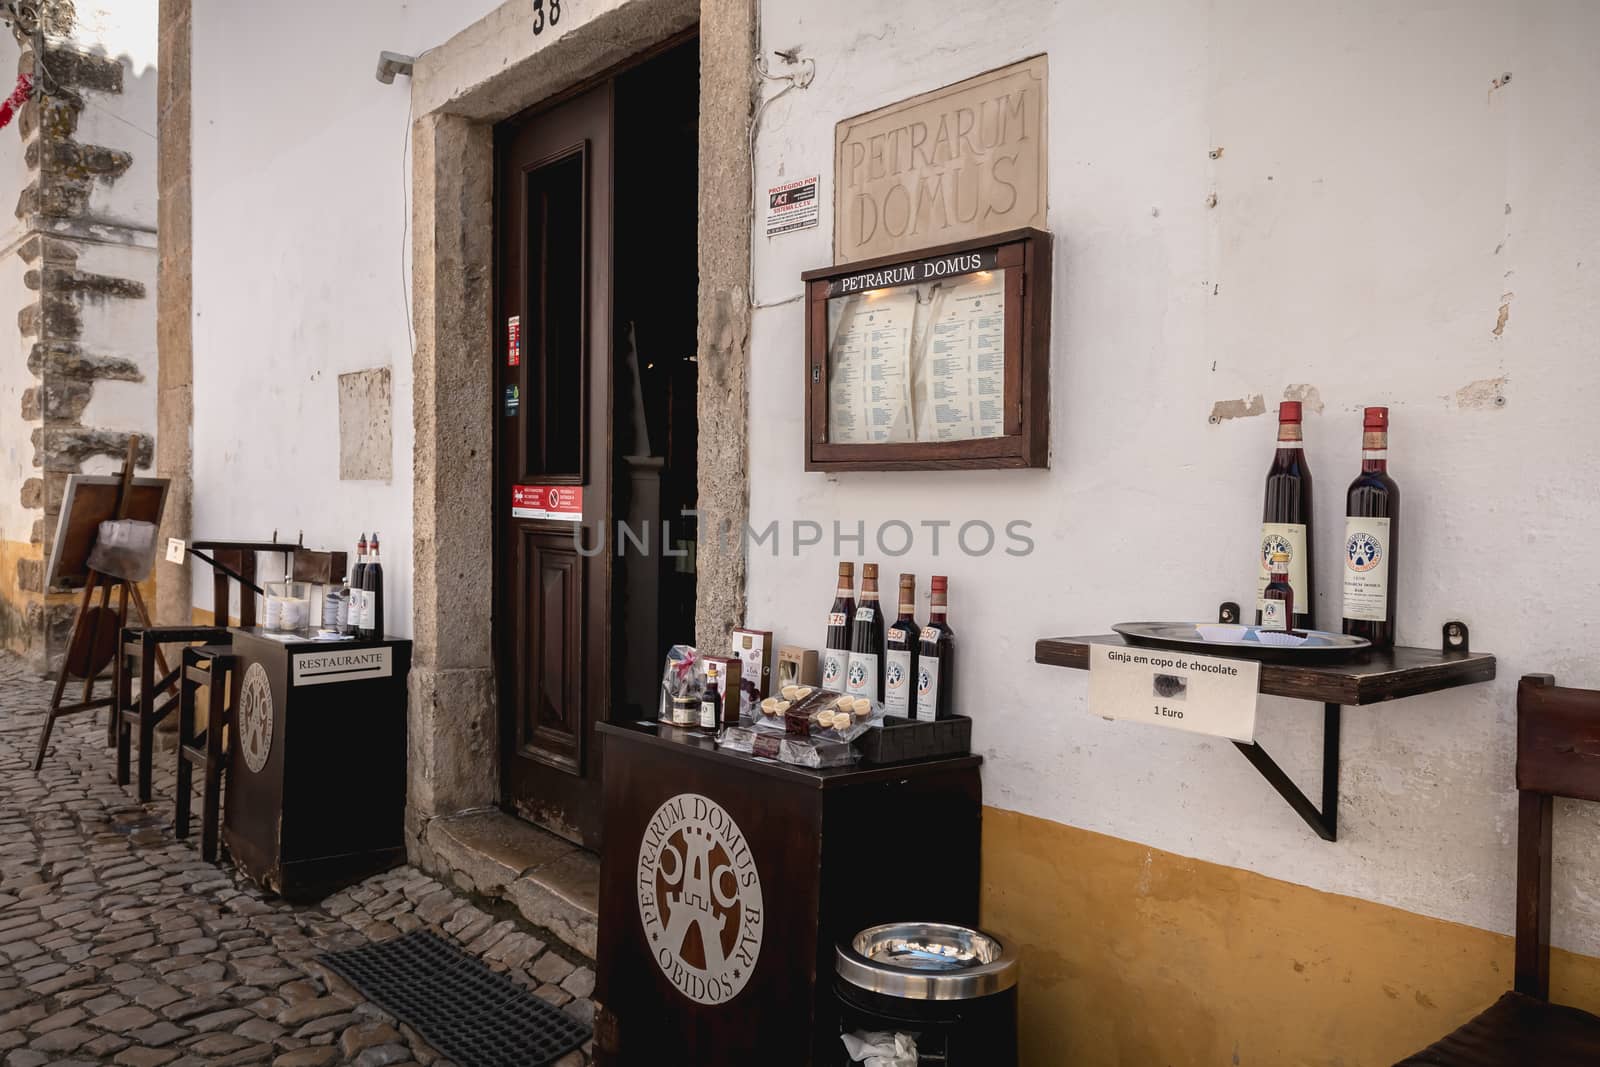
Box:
0, 655, 594, 1067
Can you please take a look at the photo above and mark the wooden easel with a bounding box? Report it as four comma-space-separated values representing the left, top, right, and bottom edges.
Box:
32, 436, 170, 771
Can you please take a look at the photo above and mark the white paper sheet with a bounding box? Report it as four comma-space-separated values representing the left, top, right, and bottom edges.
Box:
826, 289, 917, 443
914, 273, 1006, 442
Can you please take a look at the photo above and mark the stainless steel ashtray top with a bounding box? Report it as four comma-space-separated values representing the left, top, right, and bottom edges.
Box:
835, 922, 1019, 1001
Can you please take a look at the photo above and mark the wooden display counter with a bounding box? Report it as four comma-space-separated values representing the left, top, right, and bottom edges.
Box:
224, 628, 412, 900
592, 721, 982, 1065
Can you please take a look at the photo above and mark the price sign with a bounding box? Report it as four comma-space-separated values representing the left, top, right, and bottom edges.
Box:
1087, 644, 1260, 743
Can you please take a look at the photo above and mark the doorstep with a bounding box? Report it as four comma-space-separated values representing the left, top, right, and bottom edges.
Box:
416, 807, 600, 959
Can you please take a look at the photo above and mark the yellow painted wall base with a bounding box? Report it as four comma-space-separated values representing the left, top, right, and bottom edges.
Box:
981, 806, 1600, 1066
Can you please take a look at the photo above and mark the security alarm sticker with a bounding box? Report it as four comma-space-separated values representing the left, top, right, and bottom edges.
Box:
1087, 644, 1261, 742
292, 647, 393, 687
766, 174, 820, 237
504, 384, 519, 416
507, 315, 521, 367
511, 484, 583, 522
637, 792, 764, 1004
165, 537, 187, 564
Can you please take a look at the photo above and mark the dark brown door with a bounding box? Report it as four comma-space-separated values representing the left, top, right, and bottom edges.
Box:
495, 83, 613, 848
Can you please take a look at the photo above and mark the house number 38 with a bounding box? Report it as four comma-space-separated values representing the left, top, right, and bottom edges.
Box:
532, 0, 562, 34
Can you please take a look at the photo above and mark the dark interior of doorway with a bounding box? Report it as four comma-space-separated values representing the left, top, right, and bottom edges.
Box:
612, 38, 698, 721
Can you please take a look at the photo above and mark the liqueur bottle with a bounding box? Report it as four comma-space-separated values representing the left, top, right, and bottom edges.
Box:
883, 573, 920, 718
699, 662, 723, 734
1342, 407, 1399, 649
361, 533, 385, 640
349, 534, 368, 637
915, 576, 954, 722
1257, 401, 1315, 629
846, 564, 886, 702
1260, 551, 1294, 632
822, 562, 856, 691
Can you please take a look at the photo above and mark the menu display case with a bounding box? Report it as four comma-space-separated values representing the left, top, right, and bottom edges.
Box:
802, 228, 1052, 471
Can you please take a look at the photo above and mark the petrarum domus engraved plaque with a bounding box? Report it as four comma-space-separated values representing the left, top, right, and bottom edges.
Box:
834, 55, 1047, 264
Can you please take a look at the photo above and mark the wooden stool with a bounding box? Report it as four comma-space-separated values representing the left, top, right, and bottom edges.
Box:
114, 625, 229, 801
176, 644, 235, 862
1394, 674, 1600, 1065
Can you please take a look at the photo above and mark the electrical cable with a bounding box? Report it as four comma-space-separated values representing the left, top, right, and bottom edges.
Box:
747, 47, 815, 311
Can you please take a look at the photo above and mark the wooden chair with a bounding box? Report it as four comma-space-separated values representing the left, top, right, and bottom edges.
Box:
176, 644, 236, 862
1394, 674, 1600, 1065
114, 625, 230, 801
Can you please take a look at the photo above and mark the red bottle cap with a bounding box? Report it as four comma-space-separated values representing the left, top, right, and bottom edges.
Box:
1279, 401, 1302, 422
1363, 406, 1389, 430
930, 576, 948, 592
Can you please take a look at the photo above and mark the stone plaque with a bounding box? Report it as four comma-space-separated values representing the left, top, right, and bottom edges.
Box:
834, 55, 1047, 263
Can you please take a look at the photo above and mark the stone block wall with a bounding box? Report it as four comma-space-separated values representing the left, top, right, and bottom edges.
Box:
1, 3, 158, 671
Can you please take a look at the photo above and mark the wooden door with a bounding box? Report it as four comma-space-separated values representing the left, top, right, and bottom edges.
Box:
495, 83, 613, 849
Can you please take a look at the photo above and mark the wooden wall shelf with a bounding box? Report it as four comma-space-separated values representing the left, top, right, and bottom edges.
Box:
1034, 636, 1496, 706
1034, 617, 1496, 841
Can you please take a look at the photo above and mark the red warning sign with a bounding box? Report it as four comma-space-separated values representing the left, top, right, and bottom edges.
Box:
511, 484, 582, 522
507, 316, 521, 367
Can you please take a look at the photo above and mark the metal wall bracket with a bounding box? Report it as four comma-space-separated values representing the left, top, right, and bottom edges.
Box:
1232, 703, 1341, 841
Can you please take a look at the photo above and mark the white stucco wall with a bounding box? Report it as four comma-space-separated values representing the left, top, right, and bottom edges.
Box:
190, 0, 501, 630
747, 0, 1600, 956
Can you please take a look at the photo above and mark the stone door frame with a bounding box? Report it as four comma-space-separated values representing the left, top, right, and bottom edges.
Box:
405, 0, 753, 848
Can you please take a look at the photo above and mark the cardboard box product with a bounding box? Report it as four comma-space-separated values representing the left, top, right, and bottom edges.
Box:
775, 646, 820, 692
732, 627, 775, 699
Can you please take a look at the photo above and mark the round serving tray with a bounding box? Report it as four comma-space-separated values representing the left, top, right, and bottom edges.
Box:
1111, 622, 1372, 663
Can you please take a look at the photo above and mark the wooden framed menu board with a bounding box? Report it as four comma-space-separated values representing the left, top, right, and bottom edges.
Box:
801, 228, 1051, 471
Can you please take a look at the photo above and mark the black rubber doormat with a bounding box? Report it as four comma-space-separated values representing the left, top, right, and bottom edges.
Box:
318, 929, 592, 1067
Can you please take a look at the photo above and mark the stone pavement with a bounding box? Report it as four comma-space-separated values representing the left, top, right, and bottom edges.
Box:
0, 654, 594, 1066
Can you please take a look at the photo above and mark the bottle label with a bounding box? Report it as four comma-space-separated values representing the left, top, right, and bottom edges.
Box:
360, 593, 375, 631
673, 699, 695, 727
822, 648, 850, 689
699, 699, 718, 730
1342, 515, 1391, 622
854, 605, 876, 622
1257, 523, 1309, 617
846, 652, 878, 700
828, 612, 847, 627
1260, 598, 1288, 631
884, 649, 913, 715
915, 656, 940, 721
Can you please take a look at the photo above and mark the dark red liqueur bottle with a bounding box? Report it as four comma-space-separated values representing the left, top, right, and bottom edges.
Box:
1258, 401, 1315, 629
1342, 406, 1400, 649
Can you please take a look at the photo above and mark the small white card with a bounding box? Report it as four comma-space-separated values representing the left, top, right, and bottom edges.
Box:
165, 538, 187, 564
1088, 643, 1261, 742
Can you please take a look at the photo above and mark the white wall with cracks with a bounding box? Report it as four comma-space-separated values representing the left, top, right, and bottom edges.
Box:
189, 0, 501, 630
745, 0, 1600, 953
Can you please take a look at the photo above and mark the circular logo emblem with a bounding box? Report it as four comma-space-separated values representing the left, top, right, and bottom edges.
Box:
847, 661, 867, 688
237, 662, 274, 774
886, 661, 905, 687
917, 666, 933, 697
1260, 533, 1293, 567
548, 488, 560, 508
1346, 532, 1382, 572
637, 793, 763, 1004
822, 657, 841, 685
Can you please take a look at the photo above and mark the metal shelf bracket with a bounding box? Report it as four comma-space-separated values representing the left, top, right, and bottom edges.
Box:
1232, 704, 1341, 841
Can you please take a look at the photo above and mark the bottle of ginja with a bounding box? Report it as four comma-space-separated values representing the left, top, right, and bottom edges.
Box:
883, 574, 920, 718
1343, 406, 1400, 649
847, 564, 886, 703
915, 576, 955, 722
1261, 551, 1294, 632
822, 562, 855, 691
1258, 401, 1314, 629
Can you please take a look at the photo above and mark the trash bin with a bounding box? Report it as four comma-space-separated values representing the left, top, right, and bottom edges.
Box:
835, 922, 1019, 1066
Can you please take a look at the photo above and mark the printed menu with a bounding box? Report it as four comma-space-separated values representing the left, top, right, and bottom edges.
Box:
826, 270, 1006, 444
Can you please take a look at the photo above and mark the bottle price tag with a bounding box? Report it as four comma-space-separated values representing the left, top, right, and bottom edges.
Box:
1087, 644, 1260, 742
